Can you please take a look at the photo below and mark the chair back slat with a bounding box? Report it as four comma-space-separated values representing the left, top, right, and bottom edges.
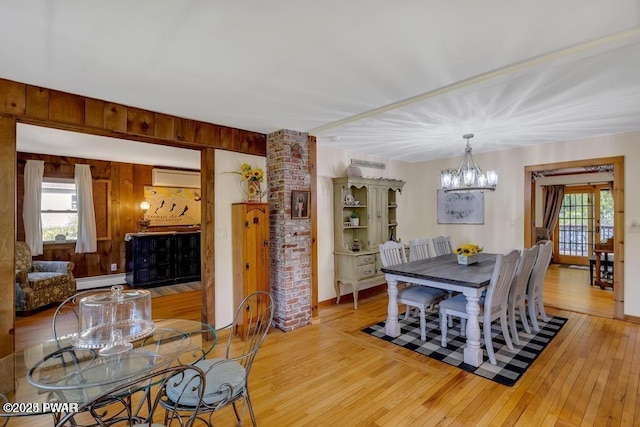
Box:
510, 245, 539, 303
409, 238, 432, 261
432, 236, 453, 256
226, 291, 274, 374
485, 250, 520, 317
379, 241, 407, 267
528, 240, 553, 299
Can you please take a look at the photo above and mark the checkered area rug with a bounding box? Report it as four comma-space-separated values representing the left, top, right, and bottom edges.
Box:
362, 311, 567, 386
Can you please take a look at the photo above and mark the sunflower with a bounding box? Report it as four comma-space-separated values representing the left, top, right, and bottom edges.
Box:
454, 243, 483, 257
233, 163, 265, 183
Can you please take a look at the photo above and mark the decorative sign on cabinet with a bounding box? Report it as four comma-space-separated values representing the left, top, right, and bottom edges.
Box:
332, 177, 404, 308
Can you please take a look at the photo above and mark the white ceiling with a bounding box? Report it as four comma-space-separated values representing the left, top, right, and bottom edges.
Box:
17, 124, 201, 170
3, 1, 640, 164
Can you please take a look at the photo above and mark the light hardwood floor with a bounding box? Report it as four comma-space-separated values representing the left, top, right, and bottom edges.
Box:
13, 265, 635, 426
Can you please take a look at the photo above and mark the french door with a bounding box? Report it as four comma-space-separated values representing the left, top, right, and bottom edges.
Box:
555, 184, 613, 265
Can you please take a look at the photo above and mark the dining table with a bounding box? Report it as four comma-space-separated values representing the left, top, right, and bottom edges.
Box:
0, 318, 216, 424
381, 252, 497, 367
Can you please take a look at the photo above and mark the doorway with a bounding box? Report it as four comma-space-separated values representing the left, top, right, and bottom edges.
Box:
524, 156, 624, 320
555, 184, 614, 266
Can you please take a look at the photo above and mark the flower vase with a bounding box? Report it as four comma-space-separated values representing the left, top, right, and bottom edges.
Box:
246, 181, 261, 202
457, 254, 478, 265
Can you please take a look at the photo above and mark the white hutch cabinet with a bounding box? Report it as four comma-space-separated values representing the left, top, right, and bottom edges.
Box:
332, 177, 404, 308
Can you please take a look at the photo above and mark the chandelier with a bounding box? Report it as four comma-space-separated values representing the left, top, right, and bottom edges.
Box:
440, 134, 498, 192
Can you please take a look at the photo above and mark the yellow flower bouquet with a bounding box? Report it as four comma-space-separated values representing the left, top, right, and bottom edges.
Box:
454, 243, 483, 256
231, 163, 267, 201
454, 243, 483, 265
238, 163, 264, 183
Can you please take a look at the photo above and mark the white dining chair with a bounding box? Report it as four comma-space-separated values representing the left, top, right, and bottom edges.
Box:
410, 237, 456, 303
432, 236, 453, 256
439, 250, 520, 365
379, 241, 446, 341
507, 245, 539, 345
409, 238, 432, 261
527, 240, 554, 332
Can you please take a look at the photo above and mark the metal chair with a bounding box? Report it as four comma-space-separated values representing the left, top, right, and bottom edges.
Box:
160, 291, 273, 427
55, 364, 206, 427
439, 250, 520, 365
432, 236, 453, 256
527, 240, 554, 332
408, 238, 432, 262
379, 241, 445, 341
507, 245, 539, 344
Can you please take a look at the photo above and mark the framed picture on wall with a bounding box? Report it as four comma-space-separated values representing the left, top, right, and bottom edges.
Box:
292, 190, 310, 219
437, 189, 484, 224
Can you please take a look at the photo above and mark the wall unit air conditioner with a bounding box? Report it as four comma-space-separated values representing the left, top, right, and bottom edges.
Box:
152, 168, 200, 188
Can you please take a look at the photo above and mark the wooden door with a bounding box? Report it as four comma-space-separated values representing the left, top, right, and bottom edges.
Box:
555, 184, 613, 265
232, 203, 270, 340
243, 205, 270, 295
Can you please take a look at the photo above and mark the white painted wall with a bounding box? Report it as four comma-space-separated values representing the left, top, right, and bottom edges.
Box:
317, 132, 640, 317
214, 150, 267, 326
214, 131, 640, 320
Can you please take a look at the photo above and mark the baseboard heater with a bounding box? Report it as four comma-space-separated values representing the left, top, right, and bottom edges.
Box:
76, 274, 126, 290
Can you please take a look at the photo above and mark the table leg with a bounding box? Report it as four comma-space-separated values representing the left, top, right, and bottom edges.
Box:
462, 290, 483, 367
334, 280, 341, 305
385, 277, 400, 337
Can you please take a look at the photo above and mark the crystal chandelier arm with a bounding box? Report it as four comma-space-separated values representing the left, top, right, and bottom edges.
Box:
440, 133, 497, 192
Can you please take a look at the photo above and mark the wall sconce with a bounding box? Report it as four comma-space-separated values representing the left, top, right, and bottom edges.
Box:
139, 200, 151, 232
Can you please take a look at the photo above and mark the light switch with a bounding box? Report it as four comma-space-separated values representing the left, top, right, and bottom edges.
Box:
215, 228, 228, 239
630, 219, 640, 233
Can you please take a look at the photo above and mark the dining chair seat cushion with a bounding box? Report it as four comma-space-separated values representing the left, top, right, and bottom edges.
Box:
439, 294, 473, 314
398, 286, 445, 305
165, 358, 246, 406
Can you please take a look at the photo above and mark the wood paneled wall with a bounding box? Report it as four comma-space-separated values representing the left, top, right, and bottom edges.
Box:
0, 79, 266, 155
16, 152, 198, 277
0, 76, 269, 348
0, 115, 16, 358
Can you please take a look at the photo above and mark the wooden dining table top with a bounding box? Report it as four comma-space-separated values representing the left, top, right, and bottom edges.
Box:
380, 252, 498, 288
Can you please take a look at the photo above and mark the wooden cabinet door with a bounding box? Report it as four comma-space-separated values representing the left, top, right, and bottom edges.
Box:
242, 206, 270, 295
232, 203, 270, 340
368, 184, 388, 248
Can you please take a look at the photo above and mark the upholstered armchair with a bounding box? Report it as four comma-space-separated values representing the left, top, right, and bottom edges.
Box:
15, 241, 76, 314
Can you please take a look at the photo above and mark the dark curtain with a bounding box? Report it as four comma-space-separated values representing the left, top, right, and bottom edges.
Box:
542, 185, 565, 234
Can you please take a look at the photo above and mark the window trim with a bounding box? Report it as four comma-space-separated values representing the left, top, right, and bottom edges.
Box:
41, 178, 78, 244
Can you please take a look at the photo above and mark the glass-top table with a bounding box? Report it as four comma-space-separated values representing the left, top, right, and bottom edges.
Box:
0, 319, 216, 424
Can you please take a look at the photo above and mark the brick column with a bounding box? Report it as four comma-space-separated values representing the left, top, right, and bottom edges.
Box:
267, 129, 311, 331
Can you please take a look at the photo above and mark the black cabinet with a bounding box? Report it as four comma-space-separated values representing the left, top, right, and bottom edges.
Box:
125, 231, 201, 288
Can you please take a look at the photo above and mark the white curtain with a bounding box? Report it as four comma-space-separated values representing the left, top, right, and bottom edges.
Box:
23, 160, 45, 255
75, 164, 97, 253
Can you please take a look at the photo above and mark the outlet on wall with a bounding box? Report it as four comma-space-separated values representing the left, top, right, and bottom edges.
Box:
111, 263, 118, 271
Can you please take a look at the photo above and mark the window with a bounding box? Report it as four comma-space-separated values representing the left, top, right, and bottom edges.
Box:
41, 180, 78, 242
556, 184, 613, 262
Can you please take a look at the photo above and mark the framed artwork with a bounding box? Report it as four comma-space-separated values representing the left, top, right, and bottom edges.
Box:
292, 190, 310, 219
437, 189, 484, 224
143, 186, 201, 226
